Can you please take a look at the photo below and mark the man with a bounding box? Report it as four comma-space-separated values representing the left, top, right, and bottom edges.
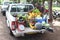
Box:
34, 3, 44, 13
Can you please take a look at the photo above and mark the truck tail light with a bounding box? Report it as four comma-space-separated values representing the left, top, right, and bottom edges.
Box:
11, 21, 16, 30
18, 25, 25, 31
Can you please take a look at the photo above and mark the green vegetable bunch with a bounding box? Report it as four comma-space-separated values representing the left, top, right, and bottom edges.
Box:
33, 8, 40, 13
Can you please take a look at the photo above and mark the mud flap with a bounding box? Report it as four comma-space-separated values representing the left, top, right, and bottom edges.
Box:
46, 27, 53, 32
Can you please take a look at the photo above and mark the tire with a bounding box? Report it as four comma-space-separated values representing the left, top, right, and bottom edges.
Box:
9, 28, 14, 36
2, 11, 6, 16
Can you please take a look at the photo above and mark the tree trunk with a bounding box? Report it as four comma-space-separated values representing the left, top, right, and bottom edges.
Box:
42, 0, 45, 8
42, 0, 45, 14
48, 0, 53, 23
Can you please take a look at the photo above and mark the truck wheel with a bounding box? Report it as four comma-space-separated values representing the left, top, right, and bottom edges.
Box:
2, 11, 6, 16
9, 28, 14, 36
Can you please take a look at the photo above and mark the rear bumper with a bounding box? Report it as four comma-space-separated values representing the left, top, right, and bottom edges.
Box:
12, 28, 46, 37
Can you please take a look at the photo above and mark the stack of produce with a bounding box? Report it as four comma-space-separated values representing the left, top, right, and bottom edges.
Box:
15, 14, 30, 27
28, 8, 41, 20
28, 8, 50, 30
28, 8, 42, 29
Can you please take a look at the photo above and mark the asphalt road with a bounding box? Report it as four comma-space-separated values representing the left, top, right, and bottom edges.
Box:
0, 12, 60, 40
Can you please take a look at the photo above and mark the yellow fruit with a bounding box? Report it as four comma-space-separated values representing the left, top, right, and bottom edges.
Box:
29, 23, 35, 29
29, 13, 32, 16
37, 15, 40, 18
32, 13, 34, 16
28, 16, 32, 19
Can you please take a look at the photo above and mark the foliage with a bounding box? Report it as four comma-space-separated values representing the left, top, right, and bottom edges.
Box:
27, 0, 31, 2
32, 8, 40, 13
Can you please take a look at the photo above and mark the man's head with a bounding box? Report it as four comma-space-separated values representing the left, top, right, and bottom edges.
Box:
35, 3, 39, 7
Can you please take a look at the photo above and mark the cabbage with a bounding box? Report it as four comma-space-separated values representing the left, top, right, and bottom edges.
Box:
33, 8, 40, 13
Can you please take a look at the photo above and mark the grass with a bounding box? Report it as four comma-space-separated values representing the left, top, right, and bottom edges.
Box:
52, 7, 60, 10
45, 6, 60, 10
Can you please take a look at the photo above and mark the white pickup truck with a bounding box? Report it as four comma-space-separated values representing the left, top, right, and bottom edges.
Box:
6, 4, 53, 37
